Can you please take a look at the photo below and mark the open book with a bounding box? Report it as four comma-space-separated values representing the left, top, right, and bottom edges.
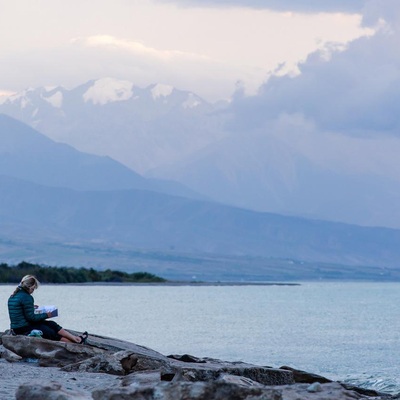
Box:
35, 305, 58, 318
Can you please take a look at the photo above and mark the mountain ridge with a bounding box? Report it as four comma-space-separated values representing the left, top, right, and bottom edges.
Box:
0, 114, 202, 199
1, 112, 399, 280
1, 173, 399, 270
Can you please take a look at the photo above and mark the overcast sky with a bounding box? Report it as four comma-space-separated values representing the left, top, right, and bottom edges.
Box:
224, 0, 400, 187
0, 0, 372, 101
231, 0, 400, 134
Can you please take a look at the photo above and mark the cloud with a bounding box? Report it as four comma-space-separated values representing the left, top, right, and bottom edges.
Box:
154, 0, 367, 13
74, 35, 209, 61
0, 0, 369, 102
229, 2, 400, 138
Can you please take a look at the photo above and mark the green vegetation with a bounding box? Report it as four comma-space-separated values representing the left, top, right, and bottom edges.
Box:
0, 262, 167, 284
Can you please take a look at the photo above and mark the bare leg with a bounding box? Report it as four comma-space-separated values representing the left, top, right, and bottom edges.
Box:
58, 328, 83, 343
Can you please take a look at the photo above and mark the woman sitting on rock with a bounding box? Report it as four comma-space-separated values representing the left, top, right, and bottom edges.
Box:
8, 275, 88, 343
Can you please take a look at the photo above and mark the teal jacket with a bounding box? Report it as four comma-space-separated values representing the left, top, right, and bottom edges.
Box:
8, 287, 48, 329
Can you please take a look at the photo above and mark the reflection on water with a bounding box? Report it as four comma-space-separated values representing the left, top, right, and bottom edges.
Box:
0, 282, 399, 394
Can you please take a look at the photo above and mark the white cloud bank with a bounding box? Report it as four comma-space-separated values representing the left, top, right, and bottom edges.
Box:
229, 0, 400, 140
0, 0, 368, 102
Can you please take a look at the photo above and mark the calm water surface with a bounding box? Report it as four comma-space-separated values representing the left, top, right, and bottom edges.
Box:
0, 282, 399, 394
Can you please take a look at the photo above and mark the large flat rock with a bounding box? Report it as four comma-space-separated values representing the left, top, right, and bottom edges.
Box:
2, 334, 106, 367
0, 330, 392, 399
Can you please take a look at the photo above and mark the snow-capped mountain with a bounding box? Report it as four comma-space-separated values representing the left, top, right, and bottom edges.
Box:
2, 78, 400, 229
0, 78, 226, 174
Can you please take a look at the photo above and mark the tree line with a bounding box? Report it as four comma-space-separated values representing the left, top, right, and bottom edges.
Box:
0, 262, 166, 284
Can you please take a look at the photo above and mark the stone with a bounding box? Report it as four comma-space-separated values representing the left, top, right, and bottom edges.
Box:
340, 382, 392, 398
121, 369, 163, 387
167, 353, 207, 363
217, 373, 265, 388
62, 350, 141, 375
279, 365, 332, 384
15, 381, 90, 400
307, 382, 322, 392
0, 344, 22, 362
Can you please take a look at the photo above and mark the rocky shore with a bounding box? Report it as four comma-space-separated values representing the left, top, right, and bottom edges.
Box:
0, 330, 397, 399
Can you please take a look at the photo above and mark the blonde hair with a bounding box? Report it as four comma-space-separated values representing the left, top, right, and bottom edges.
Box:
12, 275, 40, 296
20, 275, 40, 290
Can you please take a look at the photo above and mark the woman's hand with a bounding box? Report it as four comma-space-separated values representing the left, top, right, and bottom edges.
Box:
47, 311, 53, 318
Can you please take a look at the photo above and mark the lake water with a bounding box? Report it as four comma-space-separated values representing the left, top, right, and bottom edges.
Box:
0, 282, 399, 395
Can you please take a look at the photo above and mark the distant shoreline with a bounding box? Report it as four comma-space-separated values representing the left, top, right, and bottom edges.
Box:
54, 281, 301, 287
4, 280, 400, 286
0, 281, 301, 287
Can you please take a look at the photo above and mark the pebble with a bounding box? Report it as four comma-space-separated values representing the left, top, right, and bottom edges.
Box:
307, 382, 323, 392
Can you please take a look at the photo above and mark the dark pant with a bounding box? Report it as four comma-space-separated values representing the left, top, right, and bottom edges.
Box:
13, 320, 63, 341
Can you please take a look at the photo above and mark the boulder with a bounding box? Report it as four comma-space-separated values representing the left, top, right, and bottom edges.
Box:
61, 349, 175, 376
61, 344, 293, 387
1, 334, 106, 367
172, 364, 291, 385
62, 350, 143, 375
168, 356, 293, 386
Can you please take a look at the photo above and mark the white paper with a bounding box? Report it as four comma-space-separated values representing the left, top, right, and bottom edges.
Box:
35, 305, 58, 317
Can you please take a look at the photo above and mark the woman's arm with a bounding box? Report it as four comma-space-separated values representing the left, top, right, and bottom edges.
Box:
22, 294, 48, 322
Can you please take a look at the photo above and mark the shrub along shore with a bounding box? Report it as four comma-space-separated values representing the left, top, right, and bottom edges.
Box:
0, 261, 166, 284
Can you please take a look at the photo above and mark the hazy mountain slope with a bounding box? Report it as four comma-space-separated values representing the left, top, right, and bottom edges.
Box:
1, 175, 400, 268
0, 114, 201, 198
149, 128, 400, 229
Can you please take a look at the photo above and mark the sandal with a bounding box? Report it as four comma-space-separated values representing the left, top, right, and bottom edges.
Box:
78, 331, 88, 344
